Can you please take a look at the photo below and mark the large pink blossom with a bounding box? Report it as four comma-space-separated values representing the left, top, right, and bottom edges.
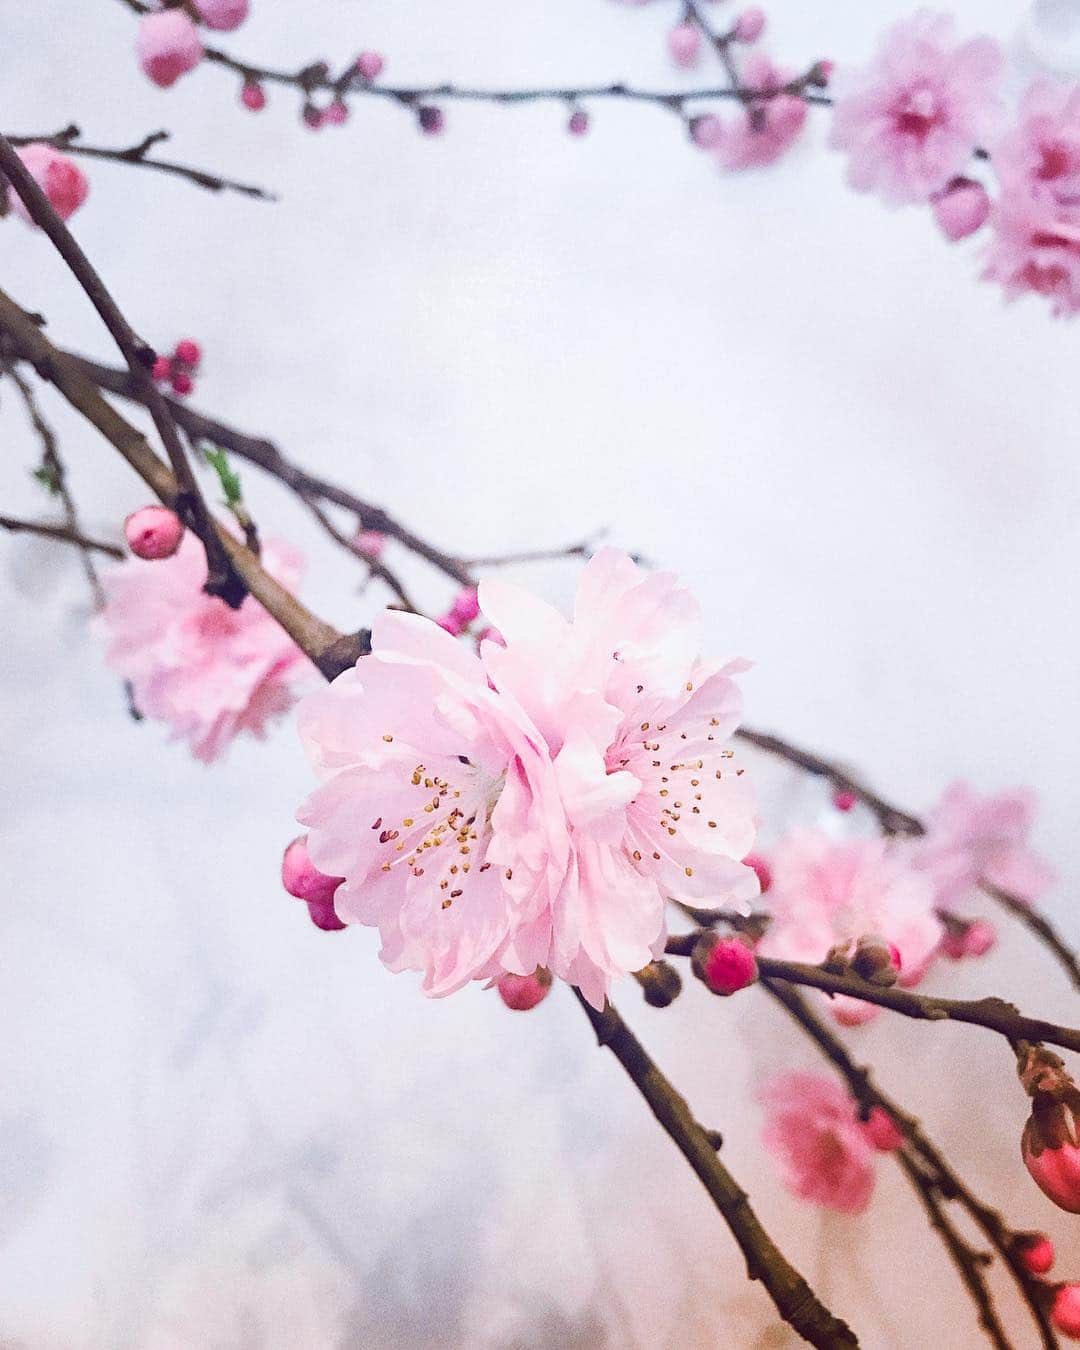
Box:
100, 533, 308, 762
296, 550, 759, 1008
829, 12, 1004, 205
759, 1072, 876, 1214
915, 781, 1055, 909
983, 80, 1080, 316
759, 829, 942, 1024
8, 143, 89, 224
717, 55, 808, 172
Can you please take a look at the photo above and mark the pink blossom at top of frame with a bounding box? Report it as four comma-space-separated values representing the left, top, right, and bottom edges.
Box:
8, 143, 90, 224
99, 533, 308, 762
717, 54, 809, 172
758, 828, 943, 1024
829, 12, 1004, 205
137, 10, 204, 89
914, 780, 1055, 909
760, 1071, 877, 1214
194, 0, 249, 32
983, 80, 1080, 316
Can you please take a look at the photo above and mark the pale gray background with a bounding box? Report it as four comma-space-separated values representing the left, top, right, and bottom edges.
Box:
1, 1, 1078, 1345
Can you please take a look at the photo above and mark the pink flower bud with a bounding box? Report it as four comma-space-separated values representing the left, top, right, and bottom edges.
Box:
1018, 1234, 1055, 1275
832, 788, 858, 812
241, 80, 267, 112
324, 100, 350, 126
306, 897, 347, 931
170, 370, 194, 397
692, 932, 758, 995
568, 110, 590, 137
173, 339, 202, 370
194, 0, 249, 32
1053, 1285, 1080, 1340
8, 144, 90, 225
151, 355, 172, 382
302, 104, 324, 131
742, 850, 772, 893
815, 60, 835, 83
353, 51, 385, 81
1023, 1100, 1080, 1213
281, 835, 344, 907
860, 1105, 904, 1152
932, 178, 991, 242
124, 505, 185, 560
418, 105, 445, 136
668, 21, 701, 67
137, 11, 204, 89
450, 586, 480, 625
690, 114, 725, 149
497, 969, 552, 1011
734, 8, 766, 42
851, 934, 899, 986
355, 529, 386, 558
941, 917, 998, 960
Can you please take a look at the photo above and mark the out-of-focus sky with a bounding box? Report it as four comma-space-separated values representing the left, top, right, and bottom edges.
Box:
1, 2, 1078, 1346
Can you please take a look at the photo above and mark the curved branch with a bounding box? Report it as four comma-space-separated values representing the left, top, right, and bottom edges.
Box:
0, 514, 123, 559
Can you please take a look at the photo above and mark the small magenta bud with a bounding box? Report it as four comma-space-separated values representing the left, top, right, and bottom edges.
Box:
194, 0, 249, 33
306, 897, 346, 931
832, 787, 858, 812
1053, 1286, 1080, 1340
418, 105, 445, 135
170, 370, 194, 397
353, 50, 385, 81
742, 851, 772, 893
173, 338, 202, 369
668, 20, 701, 67
734, 7, 766, 42
692, 932, 758, 995
860, 1105, 905, 1152
281, 835, 344, 907
124, 505, 185, 560
851, 934, 900, 986
302, 103, 323, 130
689, 113, 725, 149
1017, 1233, 1055, 1275
1023, 1099, 1080, 1213
241, 79, 267, 111
137, 10, 204, 89
567, 109, 590, 137
151, 355, 172, 382
450, 586, 480, 625
932, 177, 991, 242
809, 59, 835, 86
355, 529, 386, 558
324, 100, 350, 126
497, 969, 552, 1011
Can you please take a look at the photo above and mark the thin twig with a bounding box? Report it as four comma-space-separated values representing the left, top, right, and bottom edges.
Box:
574, 990, 858, 1348
0, 514, 123, 559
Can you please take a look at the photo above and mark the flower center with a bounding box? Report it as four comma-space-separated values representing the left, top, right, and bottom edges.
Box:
895, 86, 940, 138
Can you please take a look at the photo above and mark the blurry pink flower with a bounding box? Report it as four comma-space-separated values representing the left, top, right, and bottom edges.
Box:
915, 781, 1055, 909
718, 56, 808, 171
100, 533, 307, 762
734, 8, 766, 44
8, 143, 89, 224
759, 829, 942, 1024
931, 176, 991, 240
983, 81, 1080, 315
194, 0, 249, 32
137, 10, 204, 88
829, 12, 1004, 205
760, 1072, 876, 1214
690, 114, 725, 150
668, 21, 701, 68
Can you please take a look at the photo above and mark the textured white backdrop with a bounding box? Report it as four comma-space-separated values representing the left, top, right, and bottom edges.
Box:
2, 1, 1079, 1346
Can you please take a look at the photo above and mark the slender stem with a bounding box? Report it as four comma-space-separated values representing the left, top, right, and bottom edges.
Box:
5, 125, 275, 200
574, 990, 858, 1348
0, 134, 244, 607
0, 514, 123, 560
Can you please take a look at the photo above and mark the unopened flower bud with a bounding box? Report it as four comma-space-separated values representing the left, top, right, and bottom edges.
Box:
941, 916, 997, 960
692, 932, 758, 995
170, 370, 194, 397
734, 8, 766, 42
497, 968, 552, 1011
151, 355, 172, 382
832, 787, 858, 812
1053, 1285, 1080, 1339
689, 114, 725, 149
808, 59, 834, 87
859, 1105, 904, 1152
174, 339, 202, 369
418, 105, 445, 136
851, 934, 900, 986
668, 20, 701, 67
450, 586, 480, 625
932, 177, 991, 242
137, 10, 204, 89
1017, 1233, 1055, 1275
324, 100, 350, 126
353, 51, 385, 81
194, 0, 249, 32
1023, 1098, 1080, 1213
568, 109, 590, 137
241, 80, 267, 111
9, 144, 89, 225
281, 834, 344, 907
302, 103, 324, 130
636, 959, 683, 1007
125, 505, 185, 560
355, 529, 386, 558
306, 897, 346, 931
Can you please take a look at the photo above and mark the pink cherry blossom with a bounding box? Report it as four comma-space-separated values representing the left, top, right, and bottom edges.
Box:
983, 81, 1080, 316
829, 12, 1004, 205
194, 0, 249, 32
8, 143, 89, 224
717, 55, 808, 172
137, 10, 204, 89
758, 829, 942, 1024
759, 1072, 876, 1214
99, 533, 308, 762
915, 781, 1055, 909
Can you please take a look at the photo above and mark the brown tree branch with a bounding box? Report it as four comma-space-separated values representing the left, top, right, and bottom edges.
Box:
574, 990, 858, 1348
0, 513, 123, 560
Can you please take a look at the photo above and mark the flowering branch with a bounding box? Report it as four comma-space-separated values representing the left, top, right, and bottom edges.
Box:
0, 514, 123, 560
574, 990, 858, 1348
5, 125, 275, 200
736, 725, 1080, 991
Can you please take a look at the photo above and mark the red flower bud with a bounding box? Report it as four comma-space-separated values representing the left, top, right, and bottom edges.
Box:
497, 969, 552, 1011
692, 932, 758, 995
860, 1105, 905, 1152
1017, 1233, 1055, 1275
124, 505, 185, 560
1053, 1285, 1080, 1339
